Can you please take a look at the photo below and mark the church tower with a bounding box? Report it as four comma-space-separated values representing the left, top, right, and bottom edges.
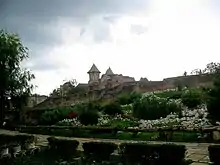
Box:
87, 64, 100, 90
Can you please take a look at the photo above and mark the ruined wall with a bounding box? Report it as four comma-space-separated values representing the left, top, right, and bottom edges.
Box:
99, 74, 135, 90
137, 74, 214, 93
31, 74, 214, 109
27, 95, 48, 108
163, 74, 214, 88
100, 74, 214, 98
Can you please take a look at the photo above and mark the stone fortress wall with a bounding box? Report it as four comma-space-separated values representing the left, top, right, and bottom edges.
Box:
87, 64, 213, 99
32, 64, 214, 109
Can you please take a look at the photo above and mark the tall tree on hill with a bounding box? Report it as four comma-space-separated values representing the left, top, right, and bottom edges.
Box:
203, 62, 220, 74
206, 62, 220, 123
0, 30, 35, 125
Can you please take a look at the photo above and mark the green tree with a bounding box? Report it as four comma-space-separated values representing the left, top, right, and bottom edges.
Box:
206, 62, 220, 122
203, 62, 220, 74
207, 72, 220, 122
0, 30, 34, 125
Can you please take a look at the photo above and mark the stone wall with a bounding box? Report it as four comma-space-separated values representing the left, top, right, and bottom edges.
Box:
31, 74, 214, 109
27, 95, 48, 108
99, 74, 135, 90
97, 74, 214, 100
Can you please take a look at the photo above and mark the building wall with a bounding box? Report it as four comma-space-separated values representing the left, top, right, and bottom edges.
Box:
27, 95, 48, 108
99, 74, 135, 90
88, 72, 100, 83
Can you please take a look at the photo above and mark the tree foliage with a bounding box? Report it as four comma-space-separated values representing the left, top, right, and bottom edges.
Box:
191, 62, 220, 75
49, 79, 87, 97
0, 30, 34, 123
205, 62, 220, 122
203, 62, 220, 74
207, 73, 220, 122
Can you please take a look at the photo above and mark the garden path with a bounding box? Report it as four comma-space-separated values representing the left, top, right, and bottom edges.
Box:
0, 129, 210, 164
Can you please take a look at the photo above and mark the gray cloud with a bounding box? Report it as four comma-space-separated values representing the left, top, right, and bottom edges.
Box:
1, 0, 149, 71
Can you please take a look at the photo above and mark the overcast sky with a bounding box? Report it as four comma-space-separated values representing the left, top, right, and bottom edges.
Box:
1, 0, 220, 95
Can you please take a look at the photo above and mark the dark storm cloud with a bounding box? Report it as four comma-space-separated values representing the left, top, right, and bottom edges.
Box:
0, 0, 148, 70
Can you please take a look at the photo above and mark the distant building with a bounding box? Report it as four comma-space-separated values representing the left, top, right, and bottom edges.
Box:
87, 64, 135, 91
27, 94, 48, 107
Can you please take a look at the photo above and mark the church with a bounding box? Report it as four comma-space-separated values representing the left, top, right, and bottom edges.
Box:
87, 64, 135, 91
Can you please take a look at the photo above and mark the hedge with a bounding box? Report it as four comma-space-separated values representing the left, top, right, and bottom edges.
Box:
47, 137, 79, 157
16, 125, 214, 133
208, 145, 220, 165
0, 134, 36, 147
83, 141, 117, 161
120, 142, 186, 165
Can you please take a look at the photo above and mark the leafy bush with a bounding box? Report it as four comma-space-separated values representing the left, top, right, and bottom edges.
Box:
103, 102, 123, 116
121, 104, 133, 114
207, 74, 220, 122
116, 92, 142, 105
155, 90, 182, 100
40, 107, 76, 125
120, 142, 160, 164
15, 135, 37, 145
133, 94, 181, 120
67, 111, 78, 119
101, 118, 138, 129
181, 89, 203, 108
39, 102, 101, 125
159, 144, 186, 164
78, 110, 99, 125
83, 141, 117, 161
120, 142, 186, 165
208, 145, 220, 164
47, 137, 79, 156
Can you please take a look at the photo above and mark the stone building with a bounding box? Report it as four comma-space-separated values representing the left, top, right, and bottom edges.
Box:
27, 94, 48, 107
87, 64, 135, 91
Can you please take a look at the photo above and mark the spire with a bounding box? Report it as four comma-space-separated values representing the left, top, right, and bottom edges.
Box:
105, 67, 114, 75
87, 64, 100, 73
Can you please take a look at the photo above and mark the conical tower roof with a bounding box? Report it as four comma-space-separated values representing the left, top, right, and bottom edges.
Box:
105, 67, 114, 75
87, 64, 100, 73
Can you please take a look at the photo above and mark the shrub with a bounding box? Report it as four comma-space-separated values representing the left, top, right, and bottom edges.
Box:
116, 92, 142, 105
67, 111, 78, 119
101, 118, 138, 129
155, 90, 182, 100
78, 110, 99, 125
120, 142, 186, 165
83, 141, 117, 161
15, 135, 36, 145
120, 142, 160, 164
103, 102, 123, 116
47, 137, 79, 156
40, 107, 76, 125
181, 89, 203, 108
207, 74, 220, 122
208, 145, 220, 164
159, 144, 186, 164
133, 94, 181, 120
47, 136, 57, 149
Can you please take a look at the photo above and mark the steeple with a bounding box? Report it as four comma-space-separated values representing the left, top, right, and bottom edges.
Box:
105, 67, 114, 75
88, 64, 100, 84
87, 64, 100, 73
